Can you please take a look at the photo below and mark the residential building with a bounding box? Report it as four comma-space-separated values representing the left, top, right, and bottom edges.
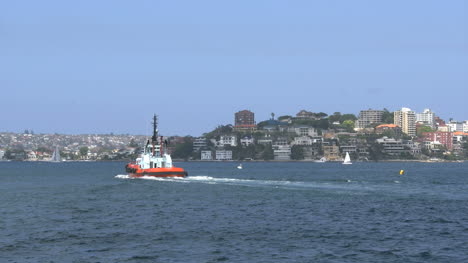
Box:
0, 150, 4, 159
311, 136, 323, 144
287, 126, 318, 137
375, 124, 402, 136
295, 110, 317, 120
262, 119, 288, 132
216, 150, 232, 160
193, 137, 207, 152
292, 136, 313, 146
355, 109, 384, 129
201, 151, 212, 160
447, 120, 463, 132
219, 135, 237, 147
437, 124, 450, 132
453, 132, 468, 144
323, 145, 340, 161
434, 116, 446, 129
273, 145, 291, 160
376, 137, 408, 155
234, 110, 256, 132
404, 141, 421, 155
394, 107, 416, 137
340, 145, 357, 153
273, 137, 289, 146
240, 136, 254, 146
464, 121, 468, 133
257, 134, 273, 145
421, 131, 453, 150
416, 109, 436, 129
302, 145, 322, 159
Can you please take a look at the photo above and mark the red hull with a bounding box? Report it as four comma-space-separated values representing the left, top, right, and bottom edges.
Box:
125, 163, 187, 178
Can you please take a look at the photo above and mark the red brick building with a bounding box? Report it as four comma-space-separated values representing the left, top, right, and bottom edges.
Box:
422, 131, 453, 150
234, 110, 256, 132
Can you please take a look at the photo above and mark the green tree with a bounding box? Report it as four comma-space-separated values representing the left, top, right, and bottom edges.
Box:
368, 142, 384, 161
79, 147, 89, 159
291, 145, 304, 160
382, 108, 394, 124
317, 119, 330, 130
461, 142, 468, 159
417, 126, 433, 137
328, 112, 342, 123
316, 112, 328, 118
5, 149, 26, 160
278, 115, 292, 121
382, 129, 398, 139
262, 144, 274, 160
342, 120, 355, 132
256, 120, 270, 130
204, 125, 233, 139
128, 138, 139, 147
339, 114, 357, 122
172, 137, 194, 160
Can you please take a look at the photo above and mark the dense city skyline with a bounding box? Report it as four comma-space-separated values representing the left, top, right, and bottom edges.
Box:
1, 1, 466, 136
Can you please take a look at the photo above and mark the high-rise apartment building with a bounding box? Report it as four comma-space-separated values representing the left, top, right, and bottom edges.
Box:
416, 109, 436, 129
447, 120, 463, 132
355, 109, 384, 129
394, 107, 416, 137
234, 110, 256, 132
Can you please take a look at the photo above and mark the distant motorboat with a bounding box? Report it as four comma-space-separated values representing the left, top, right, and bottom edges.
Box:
314, 157, 327, 163
237, 164, 243, 169
343, 152, 352, 165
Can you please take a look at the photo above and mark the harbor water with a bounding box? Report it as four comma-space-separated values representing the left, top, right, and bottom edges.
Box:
1, 161, 468, 262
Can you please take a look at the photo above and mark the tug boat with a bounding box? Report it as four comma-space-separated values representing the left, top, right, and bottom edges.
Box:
125, 115, 188, 178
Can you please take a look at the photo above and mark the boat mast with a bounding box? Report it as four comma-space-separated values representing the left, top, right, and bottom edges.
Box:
151, 114, 158, 156
151, 114, 158, 143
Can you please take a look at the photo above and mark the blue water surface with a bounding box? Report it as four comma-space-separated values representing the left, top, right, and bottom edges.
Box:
1, 161, 468, 262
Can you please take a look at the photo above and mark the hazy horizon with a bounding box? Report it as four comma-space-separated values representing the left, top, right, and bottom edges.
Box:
1, 0, 466, 136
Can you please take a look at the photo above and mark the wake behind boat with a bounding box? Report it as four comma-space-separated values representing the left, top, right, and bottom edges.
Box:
125, 115, 188, 178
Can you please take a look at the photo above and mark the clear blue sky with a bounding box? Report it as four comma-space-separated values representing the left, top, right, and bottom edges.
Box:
1, 0, 466, 136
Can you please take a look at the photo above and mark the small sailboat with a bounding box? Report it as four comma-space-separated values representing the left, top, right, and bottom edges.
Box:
237, 163, 243, 169
343, 152, 352, 165
50, 146, 62, 162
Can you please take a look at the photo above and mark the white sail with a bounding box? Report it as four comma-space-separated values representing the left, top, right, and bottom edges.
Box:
343, 152, 352, 165
51, 146, 61, 162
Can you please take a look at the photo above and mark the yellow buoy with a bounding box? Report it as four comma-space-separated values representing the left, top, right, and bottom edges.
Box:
400, 170, 405, 175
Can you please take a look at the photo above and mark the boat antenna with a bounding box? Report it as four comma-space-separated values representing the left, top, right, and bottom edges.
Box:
151, 114, 158, 144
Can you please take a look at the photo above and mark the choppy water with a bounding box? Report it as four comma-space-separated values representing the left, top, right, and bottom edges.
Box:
1, 161, 468, 262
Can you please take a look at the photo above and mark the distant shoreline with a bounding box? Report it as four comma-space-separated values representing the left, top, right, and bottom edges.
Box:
7, 159, 465, 163
176, 159, 466, 163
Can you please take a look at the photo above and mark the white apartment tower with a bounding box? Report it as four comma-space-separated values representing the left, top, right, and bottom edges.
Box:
447, 121, 463, 132
416, 109, 436, 129
394, 107, 416, 137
